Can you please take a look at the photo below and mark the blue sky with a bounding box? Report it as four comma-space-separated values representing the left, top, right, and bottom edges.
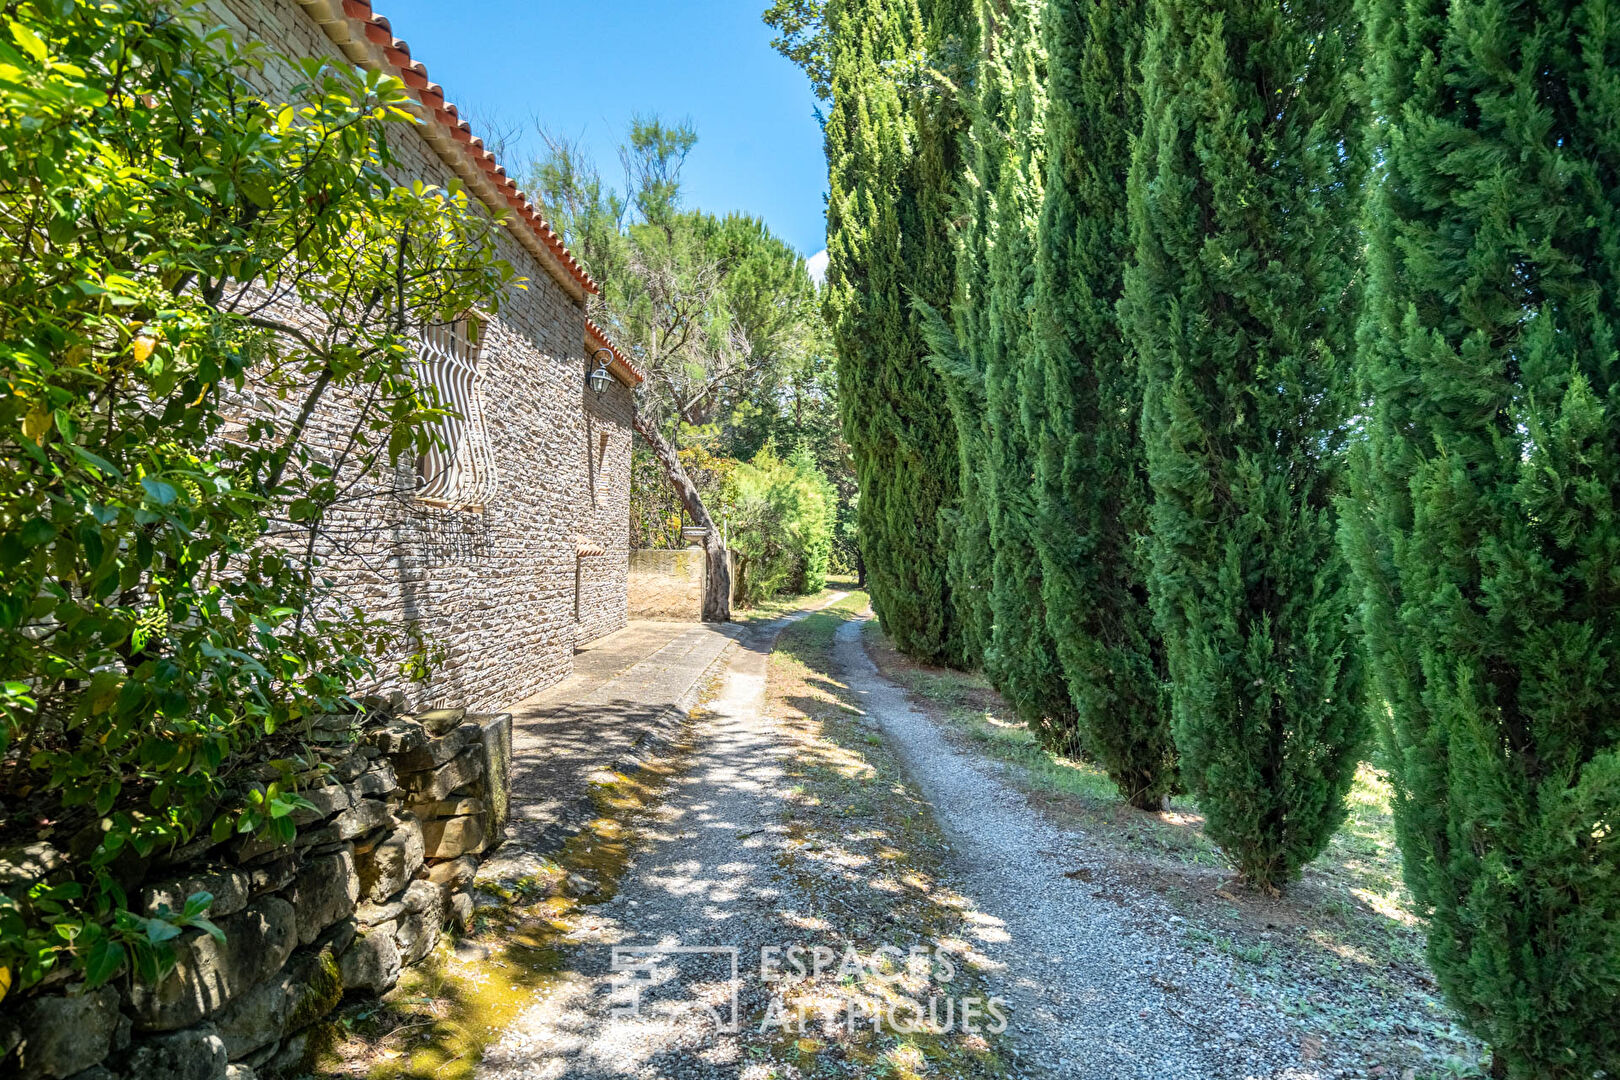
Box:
376, 1, 829, 268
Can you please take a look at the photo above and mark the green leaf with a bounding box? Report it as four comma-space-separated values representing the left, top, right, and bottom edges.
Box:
141, 477, 179, 506
142, 919, 181, 946
10, 21, 47, 62
68, 444, 121, 478
83, 936, 125, 988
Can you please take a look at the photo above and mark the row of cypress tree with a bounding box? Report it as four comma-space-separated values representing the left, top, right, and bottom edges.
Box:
819, 0, 1620, 1074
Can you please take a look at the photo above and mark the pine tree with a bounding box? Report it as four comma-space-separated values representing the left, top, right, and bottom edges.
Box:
824, 0, 963, 664
1030, 0, 1174, 807
1347, 0, 1620, 1071
1121, 0, 1365, 889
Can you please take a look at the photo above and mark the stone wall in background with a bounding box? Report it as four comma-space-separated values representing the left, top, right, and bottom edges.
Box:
1, 706, 512, 1080
627, 547, 733, 621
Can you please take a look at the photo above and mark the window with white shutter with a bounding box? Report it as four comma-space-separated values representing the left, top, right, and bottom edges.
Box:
413, 316, 497, 509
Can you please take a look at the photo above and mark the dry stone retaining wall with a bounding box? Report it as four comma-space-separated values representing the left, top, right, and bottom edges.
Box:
1, 707, 511, 1080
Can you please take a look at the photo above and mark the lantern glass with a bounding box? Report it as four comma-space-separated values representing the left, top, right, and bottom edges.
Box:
588, 363, 613, 395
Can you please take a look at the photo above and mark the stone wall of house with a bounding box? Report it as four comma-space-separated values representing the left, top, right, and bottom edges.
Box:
575, 375, 634, 644
0, 707, 511, 1080
205, 0, 634, 713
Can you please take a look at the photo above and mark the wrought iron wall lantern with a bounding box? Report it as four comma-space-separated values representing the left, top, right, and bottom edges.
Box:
587, 347, 615, 395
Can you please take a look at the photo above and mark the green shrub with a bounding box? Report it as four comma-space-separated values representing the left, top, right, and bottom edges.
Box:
1347, 0, 1620, 1071
0, 0, 510, 989
1122, 0, 1366, 890
729, 445, 835, 603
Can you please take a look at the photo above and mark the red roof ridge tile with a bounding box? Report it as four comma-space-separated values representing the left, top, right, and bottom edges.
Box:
331, 0, 600, 297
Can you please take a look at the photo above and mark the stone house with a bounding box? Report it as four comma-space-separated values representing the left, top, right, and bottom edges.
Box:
212, 0, 643, 711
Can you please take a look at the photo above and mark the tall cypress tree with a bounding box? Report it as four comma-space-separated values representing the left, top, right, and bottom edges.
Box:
1121, 0, 1365, 889
824, 0, 963, 664
1347, 0, 1620, 1071
1030, 0, 1174, 807
953, 0, 1073, 727
909, 0, 984, 667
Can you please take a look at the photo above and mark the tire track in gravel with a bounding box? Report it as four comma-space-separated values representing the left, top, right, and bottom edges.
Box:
832, 614, 1330, 1080
475, 599, 845, 1080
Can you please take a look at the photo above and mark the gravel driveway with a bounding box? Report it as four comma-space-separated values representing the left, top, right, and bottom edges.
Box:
475, 607, 831, 1080
832, 615, 1334, 1080
470, 605, 1337, 1080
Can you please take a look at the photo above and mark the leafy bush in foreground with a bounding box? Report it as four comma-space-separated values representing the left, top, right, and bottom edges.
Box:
729, 445, 835, 602
0, 0, 510, 989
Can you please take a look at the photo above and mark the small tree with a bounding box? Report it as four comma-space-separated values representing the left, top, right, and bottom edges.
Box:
1122, 0, 1366, 889
0, 1, 511, 988
729, 445, 835, 602
1347, 0, 1620, 1071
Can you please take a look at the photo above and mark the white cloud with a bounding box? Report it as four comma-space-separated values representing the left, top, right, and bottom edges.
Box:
805, 249, 829, 286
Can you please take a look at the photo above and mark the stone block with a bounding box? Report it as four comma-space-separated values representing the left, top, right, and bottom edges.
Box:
143, 867, 250, 920
394, 880, 444, 965
128, 896, 298, 1032
246, 855, 297, 897
122, 1023, 229, 1080
425, 855, 478, 891
390, 722, 482, 772
447, 890, 474, 932
327, 747, 371, 782
421, 815, 486, 860
288, 784, 352, 827
474, 712, 512, 843
414, 707, 466, 736
211, 947, 343, 1061
400, 747, 483, 802
338, 926, 401, 994
12, 986, 119, 1079
349, 760, 397, 799
355, 817, 423, 903
332, 797, 389, 841
405, 796, 484, 819
289, 848, 358, 946
354, 896, 406, 927
364, 717, 426, 756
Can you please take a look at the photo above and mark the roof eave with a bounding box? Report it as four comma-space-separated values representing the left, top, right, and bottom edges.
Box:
295, 0, 600, 302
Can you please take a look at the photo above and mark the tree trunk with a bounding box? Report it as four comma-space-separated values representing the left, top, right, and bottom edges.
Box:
630, 408, 731, 622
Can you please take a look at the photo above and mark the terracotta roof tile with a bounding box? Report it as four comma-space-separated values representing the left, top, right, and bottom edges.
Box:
585, 318, 645, 387
333, 0, 600, 296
